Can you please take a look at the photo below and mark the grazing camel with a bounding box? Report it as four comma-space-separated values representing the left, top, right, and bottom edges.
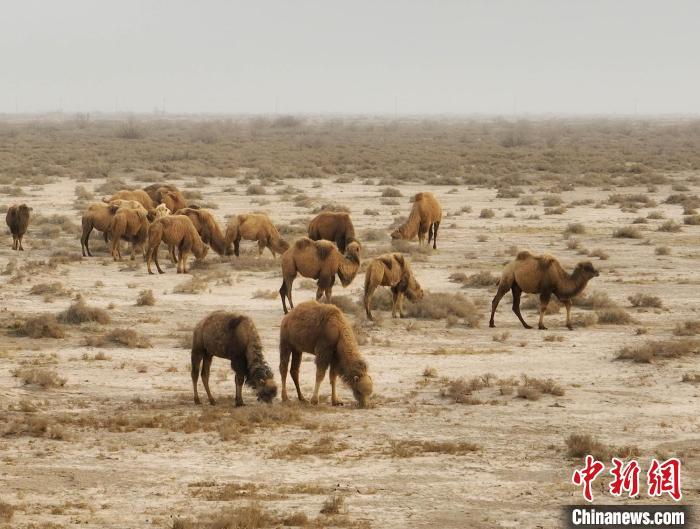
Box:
191, 311, 277, 406
81, 201, 152, 257
6, 204, 32, 251
279, 237, 361, 314
142, 183, 187, 211
103, 190, 156, 212
363, 253, 423, 320
226, 213, 289, 257
279, 300, 373, 408
489, 251, 600, 330
308, 211, 357, 253
109, 208, 149, 261
176, 207, 230, 256
146, 215, 209, 274
391, 192, 443, 249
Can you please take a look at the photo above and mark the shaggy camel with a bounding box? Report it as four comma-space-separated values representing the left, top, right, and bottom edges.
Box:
225, 213, 289, 257
109, 208, 150, 261
489, 251, 600, 330
81, 201, 151, 257
308, 211, 357, 253
279, 237, 361, 314
6, 204, 32, 251
153, 203, 171, 218
363, 253, 423, 320
279, 300, 373, 408
391, 192, 443, 249
146, 215, 209, 274
177, 207, 230, 256
103, 190, 156, 213
142, 184, 187, 213
191, 311, 277, 406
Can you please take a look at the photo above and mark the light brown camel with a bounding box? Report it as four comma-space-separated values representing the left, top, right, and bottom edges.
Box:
363, 253, 423, 320
176, 207, 230, 256
279, 237, 361, 314
489, 251, 600, 330
391, 192, 443, 249
191, 311, 277, 406
103, 190, 156, 212
226, 213, 289, 257
146, 215, 209, 274
109, 208, 149, 261
6, 204, 32, 251
142, 183, 186, 211
279, 300, 373, 408
307, 211, 357, 253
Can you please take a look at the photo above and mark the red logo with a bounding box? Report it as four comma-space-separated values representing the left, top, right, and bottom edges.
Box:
647, 458, 682, 501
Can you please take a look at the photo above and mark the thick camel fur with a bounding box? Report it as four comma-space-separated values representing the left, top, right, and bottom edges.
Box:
176, 207, 230, 256
308, 211, 357, 253
489, 250, 600, 330
146, 215, 209, 274
225, 213, 289, 257
153, 203, 171, 218
103, 189, 156, 212
109, 208, 150, 261
107, 199, 147, 215
279, 237, 361, 314
191, 311, 277, 406
6, 204, 32, 251
363, 253, 423, 320
82, 201, 150, 257
391, 192, 443, 249
279, 300, 373, 408
142, 183, 185, 207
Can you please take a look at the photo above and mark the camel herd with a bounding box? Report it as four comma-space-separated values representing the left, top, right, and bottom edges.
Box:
4, 184, 601, 408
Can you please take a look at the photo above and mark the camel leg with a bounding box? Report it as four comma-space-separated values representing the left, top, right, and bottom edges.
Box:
432, 221, 440, 249
18, 235, 24, 251
257, 239, 266, 257
191, 349, 203, 405
364, 289, 375, 320
390, 287, 399, 318
179, 250, 191, 273
563, 299, 573, 330
280, 277, 294, 313
489, 282, 510, 327
234, 373, 245, 407
398, 291, 406, 318
201, 355, 216, 405
154, 243, 165, 274
234, 236, 241, 257
81, 226, 92, 257
512, 283, 532, 329
290, 350, 306, 402
538, 293, 551, 330
311, 360, 330, 405
279, 345, 291, 401
329, 363, 343, 406
428, 224, 434, 246
11, 236, 16, 251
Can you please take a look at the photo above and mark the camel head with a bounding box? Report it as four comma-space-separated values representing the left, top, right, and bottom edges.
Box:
273, 237, 290, 254
390, 227, 402, 240
404, 273, 424, 302
344, 240, 361, 263
255, 377, 278, 403
154, 204, 171, 218
574, 261, 599, 282
350, 373, 373, 409
196, 244, 210, 260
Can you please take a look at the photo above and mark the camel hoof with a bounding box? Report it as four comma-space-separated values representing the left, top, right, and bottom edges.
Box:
194, 398, 201, 405
399, 313, 405, 319
148, 271, 154, 275
310, 397, 319, 405
538, 325, 547, 330
523, 324, 533, 329
567, 325, 574, 331
332, 401, 344, 407
489, 322, 495, 328
158, 270, 165, 275
234, 401, 244, 408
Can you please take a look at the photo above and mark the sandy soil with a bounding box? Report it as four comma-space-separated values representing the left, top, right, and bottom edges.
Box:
1, 175, 698, 528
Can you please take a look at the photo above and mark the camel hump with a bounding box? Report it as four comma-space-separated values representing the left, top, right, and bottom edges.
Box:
393, 253, 405, 268
316, 242, 334, 260
379, 255, 393, 270
515, 250, 533, 261
539, 254, 557, 266
228, 315, 244, 330
294, 237, 313, 251
413, 192, 425, 202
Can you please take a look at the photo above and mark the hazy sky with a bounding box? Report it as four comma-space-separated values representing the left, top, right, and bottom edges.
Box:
1, 1, 698, 115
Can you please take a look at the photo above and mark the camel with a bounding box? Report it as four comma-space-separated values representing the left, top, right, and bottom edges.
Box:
363, 253, 423, 320
142, 184, 188, 213
6, 204, 32, 251
109, 207, 150, 261
391, 192, 443, 249
103, 189, 156, 212
146, 215, 209, 274
81, 201, 153, 257
191, 310, 277, 406
489, 251, 600, 330
279, 237, 361, 314
176, 207, 230, 256
308, 211, 357, 253
225, 213, 289, 258
279, 300, 373, 408
153, 203, 171, 218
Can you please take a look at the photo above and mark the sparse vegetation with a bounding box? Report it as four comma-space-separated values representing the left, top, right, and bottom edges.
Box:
612, 226, 643, 239
628, 293, 663, 308
617, 339, 699, 363
58, 300, 110, 324
566, 434, 639, 461
479, 208, 495, 219
136, 289, 156, 306
12, 367, 66, 388
85, 328, 152, 348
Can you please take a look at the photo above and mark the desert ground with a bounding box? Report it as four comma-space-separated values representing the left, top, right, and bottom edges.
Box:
0, 117, 698, 529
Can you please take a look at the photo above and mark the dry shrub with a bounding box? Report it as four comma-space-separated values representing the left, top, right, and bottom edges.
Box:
612, 226, 643, 239
658, 220, 682, 232
479, 208, 495, 219
252, 289, 278, 300
423, 367, 438, 378
387, 439, 479, 458
12, 367, 66, 388
15, 314, 65, 338
461, 270, 499, 288
360, 228, 386, 241
363, 208, 380, 216
520, 375, 565, 397
86, 328, 152, 348
681, 373, 700, 384
587, 248, 609, 260
516, 196, 538, 206
0, 499, 14, 522
271, 435, 346, 459
448, 272, 467, 284
544, 206, 567, 215
674, 321, 700, 336
174, 501, 275, 529
567, 434, 614, 461
684, 214, 700, 225
542, 196, 564, 207
572, 291, 617, 309
563, 223, 586, 236
246, 184, 266, 195
632, 216, 647, 224
1, 414, 68, 440
628, 293, 663, 308
596, 308, 633, 325
136, 289, 156, 306
570, 312, 598, 327
320, 495, 345, 515
58, 300, 110, 324
607, 193, 656, 209
95, 176, 129, 194
393, 291, 482, 326
311, 202, 350, 214
617, 339, 699, 363
329, 295, 361, 315
655, 246, 671, 255
173, 277, 208, 294
440, 375, 493, 404
29, 282, 70, 298
381, 187, 402, 197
